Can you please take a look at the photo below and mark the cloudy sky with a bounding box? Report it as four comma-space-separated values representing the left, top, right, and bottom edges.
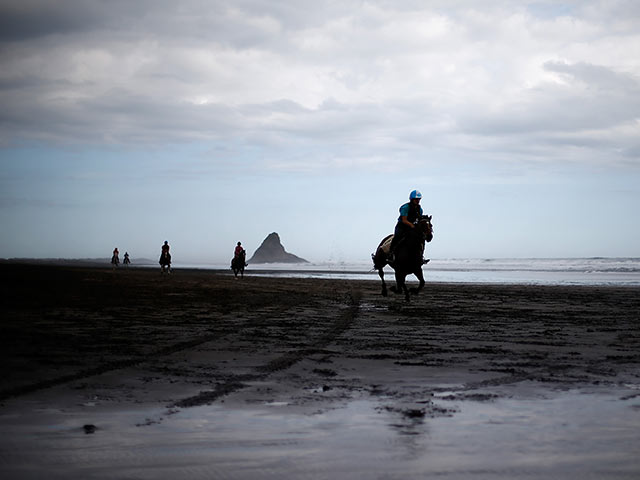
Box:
1, 0, 639, 263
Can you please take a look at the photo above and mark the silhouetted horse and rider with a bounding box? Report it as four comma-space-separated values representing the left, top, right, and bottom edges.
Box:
231, 242, 247, 278
159, 241, 171, 274
111, 248, 119, 269
372, 190, 434, 301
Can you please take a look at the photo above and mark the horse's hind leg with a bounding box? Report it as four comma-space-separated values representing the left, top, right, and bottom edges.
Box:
378, 269, 388, 296
373, 249, 389, 297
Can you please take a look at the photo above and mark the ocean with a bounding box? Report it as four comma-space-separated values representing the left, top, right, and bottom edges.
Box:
170, 257, 640, 287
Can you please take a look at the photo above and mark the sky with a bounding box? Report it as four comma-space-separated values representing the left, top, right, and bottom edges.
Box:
1, 0, 639, 264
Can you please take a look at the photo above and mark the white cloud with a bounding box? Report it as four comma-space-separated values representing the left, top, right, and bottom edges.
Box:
1, 0, 639, 170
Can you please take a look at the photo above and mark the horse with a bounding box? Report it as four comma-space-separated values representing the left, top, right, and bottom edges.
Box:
159, 251, 171, 274
231, 251, 247, 279
111, 250, 119, 269
371, 215, 433, 302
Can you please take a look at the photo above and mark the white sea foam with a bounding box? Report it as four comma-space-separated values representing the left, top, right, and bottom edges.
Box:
165, 258, 640, 286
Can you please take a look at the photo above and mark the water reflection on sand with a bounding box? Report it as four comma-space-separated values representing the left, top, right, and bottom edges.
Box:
1, 386, 638, 479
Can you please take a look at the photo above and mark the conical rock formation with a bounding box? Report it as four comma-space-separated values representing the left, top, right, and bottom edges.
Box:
248, 233, 308, 264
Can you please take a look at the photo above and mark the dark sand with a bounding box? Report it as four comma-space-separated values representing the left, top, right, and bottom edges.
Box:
1, 264, 639, 479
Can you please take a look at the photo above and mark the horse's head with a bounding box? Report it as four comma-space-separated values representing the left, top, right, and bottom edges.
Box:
417, 215, 434, 243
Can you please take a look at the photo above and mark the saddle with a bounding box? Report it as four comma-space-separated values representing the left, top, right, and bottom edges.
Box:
378, 234, 394, 255
381, 232, 428, 265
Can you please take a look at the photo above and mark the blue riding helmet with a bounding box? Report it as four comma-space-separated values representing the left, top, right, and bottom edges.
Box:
409, 190, 422, 200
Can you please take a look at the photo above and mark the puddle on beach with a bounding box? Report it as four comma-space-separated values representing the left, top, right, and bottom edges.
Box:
1, 388, 639, 479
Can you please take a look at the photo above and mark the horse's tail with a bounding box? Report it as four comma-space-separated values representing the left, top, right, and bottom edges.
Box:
372, 247, 387, 271
372, 234, 393, 270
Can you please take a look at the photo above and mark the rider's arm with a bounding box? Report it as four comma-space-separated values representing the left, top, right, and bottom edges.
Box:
398, 204, 415, 228
400, 215, 414, 228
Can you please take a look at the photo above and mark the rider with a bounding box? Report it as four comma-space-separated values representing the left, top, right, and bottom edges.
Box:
159, 240, 172, 272
234, 242, 247, 266
234, 242, 244, 258
111, 247, 120, 267
161, 241, 171, 262
388, 189, 424, 263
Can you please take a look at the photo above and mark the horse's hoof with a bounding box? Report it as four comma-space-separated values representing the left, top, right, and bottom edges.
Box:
381, 290, 388, 297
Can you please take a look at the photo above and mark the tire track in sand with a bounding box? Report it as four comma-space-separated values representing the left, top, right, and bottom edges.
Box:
0, 303, 310, 401
173, 289, 361, 408
0, 331, 233, 401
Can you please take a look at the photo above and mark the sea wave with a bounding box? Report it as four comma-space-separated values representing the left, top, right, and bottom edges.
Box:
431, 258, 640, 273
166, 257, 640, 286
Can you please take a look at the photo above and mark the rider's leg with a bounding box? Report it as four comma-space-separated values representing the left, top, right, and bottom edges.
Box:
388, 224, 405, 262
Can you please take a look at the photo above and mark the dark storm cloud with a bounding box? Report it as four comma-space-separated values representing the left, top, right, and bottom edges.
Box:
0, 0, 338, 47
0, 0, 134, 41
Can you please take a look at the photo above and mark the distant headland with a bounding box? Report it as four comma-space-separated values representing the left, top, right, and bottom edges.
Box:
248, 232, 308, 264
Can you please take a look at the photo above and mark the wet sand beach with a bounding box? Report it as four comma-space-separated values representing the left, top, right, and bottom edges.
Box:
1, 264, 639, 479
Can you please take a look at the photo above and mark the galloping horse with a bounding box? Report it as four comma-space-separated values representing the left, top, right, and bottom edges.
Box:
159, 251, 171, 274
231, 251, 247, 278
372, 215, 433, 301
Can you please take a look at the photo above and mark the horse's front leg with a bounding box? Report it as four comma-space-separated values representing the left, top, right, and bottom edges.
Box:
409, 268, 425, 295
378, 269, 388, 296
395, 272, 410, 302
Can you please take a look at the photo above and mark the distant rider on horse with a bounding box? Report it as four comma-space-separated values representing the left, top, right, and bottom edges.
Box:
161, 241, 170, 258
388, 189, 424, 264
234, 242, 248, 265
159, 240, 171, 271
234, 242, 245, 259
231, 242, 248, 278
111, 247, 120, 268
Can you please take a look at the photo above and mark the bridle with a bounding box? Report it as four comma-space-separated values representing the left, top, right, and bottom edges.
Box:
416, 218, 433, 241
